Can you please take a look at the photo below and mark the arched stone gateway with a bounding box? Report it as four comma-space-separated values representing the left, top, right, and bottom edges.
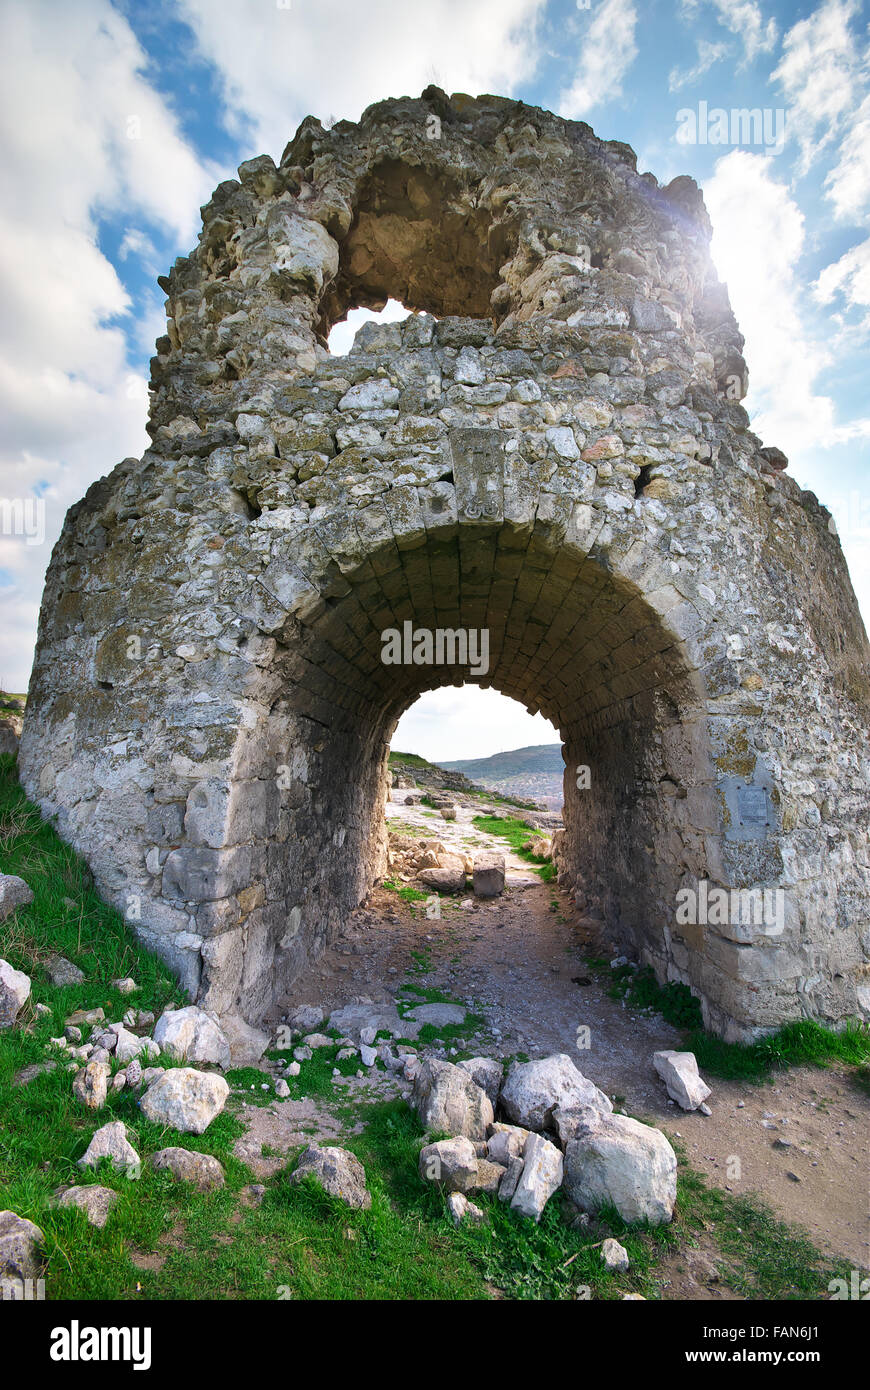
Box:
20, 90, 870, 1042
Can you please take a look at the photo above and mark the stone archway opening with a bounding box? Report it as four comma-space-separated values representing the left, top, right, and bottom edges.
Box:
20, 91, 870, 1046
316, 154, 508, 343
327, 298, 414, 358
217, 518, 717, 1032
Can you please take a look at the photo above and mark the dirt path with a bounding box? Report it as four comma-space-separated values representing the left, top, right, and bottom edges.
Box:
270, 796, 870, 1277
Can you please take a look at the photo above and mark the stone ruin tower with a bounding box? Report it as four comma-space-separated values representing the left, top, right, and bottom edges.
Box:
19, 90, 870, 1041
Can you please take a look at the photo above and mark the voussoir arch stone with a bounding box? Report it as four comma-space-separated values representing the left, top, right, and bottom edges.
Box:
19, 89, 870, 1041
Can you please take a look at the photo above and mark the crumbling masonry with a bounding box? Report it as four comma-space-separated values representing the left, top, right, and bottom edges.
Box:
19, 90, 870, 1040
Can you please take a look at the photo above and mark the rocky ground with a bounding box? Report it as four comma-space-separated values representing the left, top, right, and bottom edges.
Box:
1, 761, 866, 1302
261, 792, 870, 1287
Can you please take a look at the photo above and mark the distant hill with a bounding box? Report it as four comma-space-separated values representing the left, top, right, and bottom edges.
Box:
441, 744, 564, 809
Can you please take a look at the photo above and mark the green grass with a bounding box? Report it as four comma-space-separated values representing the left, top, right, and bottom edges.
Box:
0, 753, 184, 1027
387, 749, 541, 812
388, 751, 433, 769
608, 964, 705, 1030
472, 814, 554, 879
606, 959, 870, 1082
382, 878, 430, 904
686, 1019, 870, 1083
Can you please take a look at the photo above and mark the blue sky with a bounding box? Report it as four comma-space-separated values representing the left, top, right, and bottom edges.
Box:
0, 0, 867, 760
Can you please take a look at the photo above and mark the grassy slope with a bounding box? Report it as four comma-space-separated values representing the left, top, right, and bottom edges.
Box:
472, 813, 557, 881
0, 754, 854, 1300
389, 749, 541, 811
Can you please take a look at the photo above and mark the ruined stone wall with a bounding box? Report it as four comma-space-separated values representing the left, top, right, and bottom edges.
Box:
19, 90, 870, 1040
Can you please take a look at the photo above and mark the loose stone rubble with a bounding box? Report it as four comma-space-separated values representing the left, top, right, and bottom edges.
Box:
15, 89, 870, 1043
500, 1053, 612, 1132
46, 955, 85, 987
78, 1121, 141, 1174
562, 1112, 678, 1226
413, 1057, 495, 1140
601, 1237, 630, 1272
72, 1058, 110, 1111
414, 1049, 677, 1227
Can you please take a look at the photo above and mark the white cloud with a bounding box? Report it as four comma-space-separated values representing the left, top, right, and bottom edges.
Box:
176, 0, 546, 160
0, 0, 218, 690
815, 236, 870, 315
772, 0, 865, 175
558, 0, 638, 117
713, 0, 777, 67
825, 93, 870, 221
706, 151, 870, 628
678, 0, 776, 68
705, 151, 838, 454
669, 39, 729, 93
392, 686, 558, 762
119, 228, 157, 263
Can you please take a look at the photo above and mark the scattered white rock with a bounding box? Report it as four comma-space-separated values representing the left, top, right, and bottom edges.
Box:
149, 1148, 225, 1191
562, 1113, 677, 1226
72, 1059, 110, 1111
286, 1004, 324, 1031
0, 875, 34, 923
139, 1068, 229, 1135
0, 959, 31, 1028
510, 1132, 563, 1222
110, 1024, 159, 1065
0, 1209, 44, 1285
500, 1054, 612, 1133
328, 1001, 416, 1042
220, 1012, 270, 1067
153, 1006, 231, 1069
486, 1123, 529, 1165
78, 1121, 140, 1175
55, 1186, 118, 1228
653, 1050, 712, 1112
472, 851, 505, 897
111, 977, 138, 995
418, 1136, 479, 1192
458, 1057, 502, 1105
46, 955, 85, 987
498, 1156, 525, 1203
287, 1145, 371, 1209
412, 1058, 494, 1140
601, 1237, 630, 1271
447, 1192, 485, 1226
